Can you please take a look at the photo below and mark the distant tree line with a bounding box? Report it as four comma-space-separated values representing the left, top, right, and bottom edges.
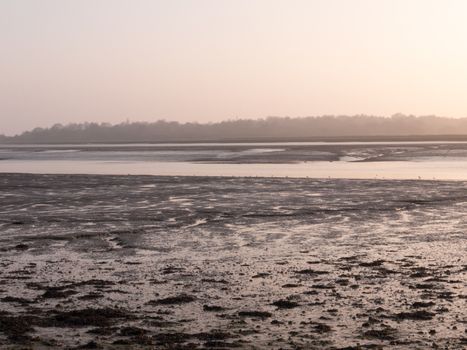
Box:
3, 114, 467, 143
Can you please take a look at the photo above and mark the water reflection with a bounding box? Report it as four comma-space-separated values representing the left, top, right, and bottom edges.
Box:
1, 142, 467, 180
1, 159, 466, 180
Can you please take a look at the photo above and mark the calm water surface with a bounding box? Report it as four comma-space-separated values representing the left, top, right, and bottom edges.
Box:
1, 142, 467, 180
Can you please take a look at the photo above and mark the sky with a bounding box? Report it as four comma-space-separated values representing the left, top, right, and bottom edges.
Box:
1, 0, 467, 135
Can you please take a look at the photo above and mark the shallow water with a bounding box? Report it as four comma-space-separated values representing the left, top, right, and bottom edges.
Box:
2, 142, 467, 180
1, 159, 467, 180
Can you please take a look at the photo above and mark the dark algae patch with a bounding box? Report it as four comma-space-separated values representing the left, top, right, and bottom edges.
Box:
50, 308, 130, 327
203, 305, 225, 312
362, 327, 397, 341
42, 287, 78, 299
393, 310, 435, 321
0, 314, 35, 341
272, 299, 300, 309
147, 294, 196, 305
295, 269, 329, 276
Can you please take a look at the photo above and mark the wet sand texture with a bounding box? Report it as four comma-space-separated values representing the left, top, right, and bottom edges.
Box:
0, 174, 466, 349
5, 142, 467, 164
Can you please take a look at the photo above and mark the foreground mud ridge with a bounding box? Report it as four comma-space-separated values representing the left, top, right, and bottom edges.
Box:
0, 174, 466, 349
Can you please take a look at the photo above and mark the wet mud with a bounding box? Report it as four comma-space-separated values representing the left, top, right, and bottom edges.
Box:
0, 174, 466, 349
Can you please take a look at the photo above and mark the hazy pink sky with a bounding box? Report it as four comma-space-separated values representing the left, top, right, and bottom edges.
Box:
1, 0, 467, 135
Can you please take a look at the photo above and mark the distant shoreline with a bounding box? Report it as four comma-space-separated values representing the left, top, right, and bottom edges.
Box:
4, 115, 467, 144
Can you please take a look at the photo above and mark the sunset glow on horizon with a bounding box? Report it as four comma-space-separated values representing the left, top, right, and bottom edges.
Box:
2, 0, 467, 135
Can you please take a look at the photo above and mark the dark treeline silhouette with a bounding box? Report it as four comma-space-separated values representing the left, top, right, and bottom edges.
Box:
3, 114, 467, 143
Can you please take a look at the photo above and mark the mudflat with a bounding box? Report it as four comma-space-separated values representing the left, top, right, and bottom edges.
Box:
0, 174, 466, 349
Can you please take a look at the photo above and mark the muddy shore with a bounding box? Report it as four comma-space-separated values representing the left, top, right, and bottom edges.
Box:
0, 174, 466, 349
3, 142, 467, 164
